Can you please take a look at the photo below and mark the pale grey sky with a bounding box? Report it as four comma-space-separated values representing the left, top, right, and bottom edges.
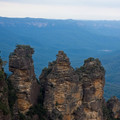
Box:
0, 0, 120, 20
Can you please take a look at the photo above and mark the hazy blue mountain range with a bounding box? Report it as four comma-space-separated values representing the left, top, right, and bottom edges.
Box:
0, 17, 120, 99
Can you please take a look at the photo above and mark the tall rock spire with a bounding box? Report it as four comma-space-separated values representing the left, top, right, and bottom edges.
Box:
40, 51, 83, 120
77, 57, 105, 120
9, 45, 39, 118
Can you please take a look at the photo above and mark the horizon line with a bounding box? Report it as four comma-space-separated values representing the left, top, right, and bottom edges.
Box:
1, 16, 120, 21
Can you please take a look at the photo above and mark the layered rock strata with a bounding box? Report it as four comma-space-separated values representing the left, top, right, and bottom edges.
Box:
1, 45, 120, 120
76, 58, 105, 120
40, 51, 105, 120
40, 51, 83, 120
9, 45, 39, 116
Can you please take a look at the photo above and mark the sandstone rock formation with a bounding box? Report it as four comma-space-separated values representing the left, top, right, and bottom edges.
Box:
40, 51, 83, 120
107, 96, 120, 119
0, 46, 119, 120
9, 45, 39, 117
76, 57, 105, 120
40, 51, 105, 120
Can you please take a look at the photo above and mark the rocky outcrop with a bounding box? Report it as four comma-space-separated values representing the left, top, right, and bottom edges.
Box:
9, 45, 39, 117
107, 96, 120, 119
0, 46, 119, 120
76, 58, 105, 120
39, 52, 105, 120
0, 58, 11, 120
40, 51, 83, 120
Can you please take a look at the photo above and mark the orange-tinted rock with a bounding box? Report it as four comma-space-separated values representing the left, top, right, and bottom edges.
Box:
40, 51, 83, 120
77, 57, 105, 120
9, 45, 40, 117
40, 53, 105, 120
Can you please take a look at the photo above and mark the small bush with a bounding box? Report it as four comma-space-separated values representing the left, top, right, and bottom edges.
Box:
0, 58, 2, 65
27, 104, 47, 120
48, 61, 56, 67
19, 112, 27, 120
75, 66, 85, 73
102, 105, 118, 120
7, 79, 17, 115
0, 101, 9, 115
9, 52, 16, 57
42, 67, 52, 78
0, 70, 5, 81
56, 101, 59, 106
84, 57, 95, 63
16, 45, 34, 53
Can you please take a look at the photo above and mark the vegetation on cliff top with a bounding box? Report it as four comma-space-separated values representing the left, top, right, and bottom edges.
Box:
16, 45, 34, 52
9, 45, 34, 58
0, 53, 7, 68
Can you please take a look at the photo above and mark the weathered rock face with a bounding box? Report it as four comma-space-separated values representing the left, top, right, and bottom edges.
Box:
1, 47, 120, 120
107, 96, 120, 119
40, 52, 105, 120
9, 45, 39, 116
77, 58, 105, 120
40, 51, 83, 120
0, 59, 11, 120
1, 46, 120, 120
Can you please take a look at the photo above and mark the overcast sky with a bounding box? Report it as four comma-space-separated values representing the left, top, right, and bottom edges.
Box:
0, 0, 120, 20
